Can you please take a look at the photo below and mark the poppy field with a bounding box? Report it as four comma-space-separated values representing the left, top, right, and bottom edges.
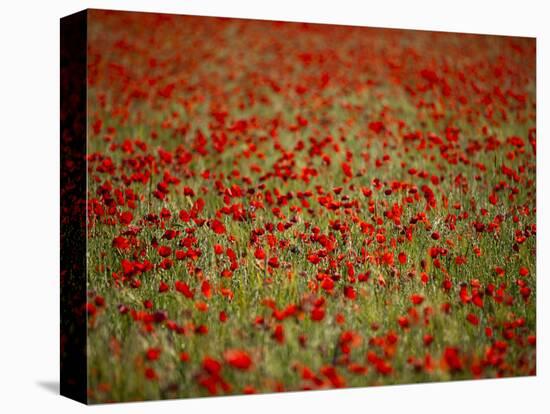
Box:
83, 10, 536, 403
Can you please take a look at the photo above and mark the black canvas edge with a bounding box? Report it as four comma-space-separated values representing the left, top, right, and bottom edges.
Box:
60, 9, 88, 405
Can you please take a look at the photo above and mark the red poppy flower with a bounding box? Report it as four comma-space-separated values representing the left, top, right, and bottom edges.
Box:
146, 347, 161, 361
272, 324, 285, 343
175, 281, 194, 299
466, 313, 479, 326
112, 236, 130, 250
201, 280, 212, 298
410, 294, 425, 305
144, 367, 157, 380
158, 245, 172, 257
254, 247, 266, 260
311, 307, 325, 322
202, 356, 222, 375
119, 211, 133, 225
209, 219, 226, 234
223, 349, 253, 370
158, 281, 169, 293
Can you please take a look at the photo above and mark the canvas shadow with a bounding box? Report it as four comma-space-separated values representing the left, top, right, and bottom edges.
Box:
37, 381, 60, 395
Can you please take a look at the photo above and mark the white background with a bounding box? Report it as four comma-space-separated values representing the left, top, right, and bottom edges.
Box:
0, 0, 548, 412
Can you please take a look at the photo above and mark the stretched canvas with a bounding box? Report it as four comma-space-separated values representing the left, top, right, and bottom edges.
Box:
60, 9, 536, 404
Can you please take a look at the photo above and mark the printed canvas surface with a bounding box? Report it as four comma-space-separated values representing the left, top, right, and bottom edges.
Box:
64, 9, 536, 403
